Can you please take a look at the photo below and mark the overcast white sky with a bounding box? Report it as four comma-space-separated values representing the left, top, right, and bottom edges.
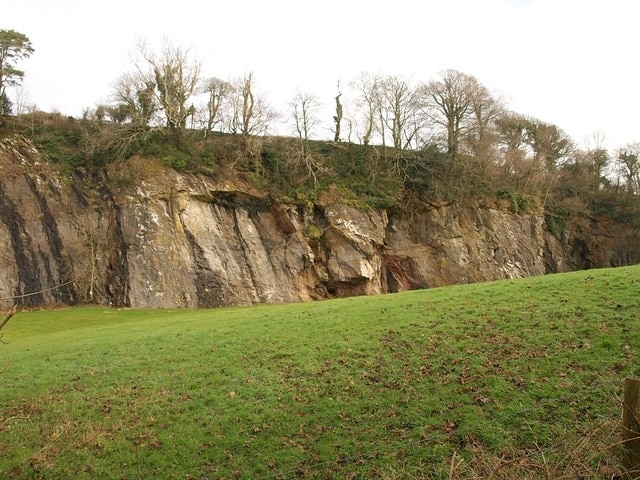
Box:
4, 0, 639, 150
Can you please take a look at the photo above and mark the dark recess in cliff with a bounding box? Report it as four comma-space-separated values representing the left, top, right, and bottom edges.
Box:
99, 181, 131, 307
25, 176, 77, 303
0, 182, 44, 305
183, 224, 227, 307
384, 254, 427, 292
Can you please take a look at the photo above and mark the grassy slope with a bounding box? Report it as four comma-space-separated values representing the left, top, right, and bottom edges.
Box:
1, 266, 639, 479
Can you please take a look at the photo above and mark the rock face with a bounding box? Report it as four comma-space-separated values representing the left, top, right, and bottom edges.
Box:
1, 135, 639, 308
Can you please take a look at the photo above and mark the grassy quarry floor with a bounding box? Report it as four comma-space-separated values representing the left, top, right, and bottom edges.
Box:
1, 266, 639, 479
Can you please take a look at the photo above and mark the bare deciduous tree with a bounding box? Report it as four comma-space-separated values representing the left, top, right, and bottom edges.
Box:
200, 76, 231, 136
91, 71, 161, 158
291, 92, 319, 145
495, 113, 572, 192
140, 41, 200, 134
289, 92, 324, 185
616, 143, 640, 194
12, 85, 32, 116
351, 72, 382, 147
465, 82, 504, 161
576, 133, 610, 191
497, 113, 529, 154
98, 40, 202, 154
222, 72, 277, 137
241, 72, 255, 136
524, 119, 573, 171
333, 82, 343, 142
421, 70, 481, 159
377, 75, 424, 150
111, 71, 157, 126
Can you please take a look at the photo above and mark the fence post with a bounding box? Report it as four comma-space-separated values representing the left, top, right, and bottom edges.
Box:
623, 377, 640, 477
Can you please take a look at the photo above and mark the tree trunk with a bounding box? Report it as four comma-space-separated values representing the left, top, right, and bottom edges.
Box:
333, 92, 342, 142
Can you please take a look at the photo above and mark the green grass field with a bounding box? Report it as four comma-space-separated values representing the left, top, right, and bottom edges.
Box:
1, 266, 639, 479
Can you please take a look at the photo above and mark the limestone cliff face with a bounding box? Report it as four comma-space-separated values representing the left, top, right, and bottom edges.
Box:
1, 135, 638, 308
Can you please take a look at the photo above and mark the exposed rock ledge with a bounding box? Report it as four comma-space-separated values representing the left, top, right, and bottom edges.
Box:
1, 135, 638, 308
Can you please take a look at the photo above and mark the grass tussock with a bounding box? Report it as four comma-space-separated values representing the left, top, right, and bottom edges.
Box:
1, 266, 639, 479
441, 421, 628, 479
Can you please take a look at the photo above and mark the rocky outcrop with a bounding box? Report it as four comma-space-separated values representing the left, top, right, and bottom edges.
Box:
1, 135, 639, 308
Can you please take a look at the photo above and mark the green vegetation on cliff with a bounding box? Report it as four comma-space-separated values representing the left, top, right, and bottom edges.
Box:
1, 266, 639, 478
3, 112, 640, 230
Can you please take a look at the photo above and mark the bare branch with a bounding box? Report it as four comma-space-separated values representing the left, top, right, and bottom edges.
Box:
0, 304, 17, 333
